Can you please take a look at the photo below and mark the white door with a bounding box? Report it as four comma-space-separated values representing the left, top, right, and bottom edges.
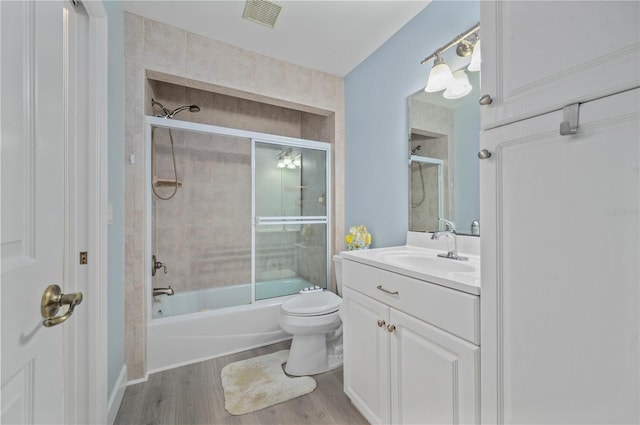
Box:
1, 1, 84, 423
480, 88, 639, 423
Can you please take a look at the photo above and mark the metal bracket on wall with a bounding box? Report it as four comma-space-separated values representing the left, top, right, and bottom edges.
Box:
560, 103, 580, 136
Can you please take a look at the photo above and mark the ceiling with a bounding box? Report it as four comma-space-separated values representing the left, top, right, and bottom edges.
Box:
121, 0, 432, 77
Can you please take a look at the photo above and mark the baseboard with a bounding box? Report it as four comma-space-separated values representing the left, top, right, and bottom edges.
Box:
107, 365, 127, 425
126, 375, 149, 386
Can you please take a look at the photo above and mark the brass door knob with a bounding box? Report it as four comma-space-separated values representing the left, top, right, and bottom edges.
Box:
41, 285, 83, 327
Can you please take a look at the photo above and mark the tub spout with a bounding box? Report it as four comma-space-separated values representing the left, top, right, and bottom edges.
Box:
153, 286, 174, 297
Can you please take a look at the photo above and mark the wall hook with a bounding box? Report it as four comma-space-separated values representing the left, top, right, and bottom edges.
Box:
560, 103, 580, 136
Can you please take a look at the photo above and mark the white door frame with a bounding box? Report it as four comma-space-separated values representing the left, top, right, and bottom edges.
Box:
76, 1, 108, 423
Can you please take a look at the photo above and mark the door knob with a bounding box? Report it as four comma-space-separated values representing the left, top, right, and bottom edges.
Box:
377, 319, 386, 328
479, 94, 493, 105
478, 149, 492, 159
41, 285, 83, 327
387, 324, 396, 333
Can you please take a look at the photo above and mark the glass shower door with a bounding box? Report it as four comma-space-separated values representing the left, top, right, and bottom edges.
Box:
253, 140, 330, 301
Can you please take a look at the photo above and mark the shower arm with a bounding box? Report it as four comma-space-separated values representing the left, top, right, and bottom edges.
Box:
151, 99, 171, 117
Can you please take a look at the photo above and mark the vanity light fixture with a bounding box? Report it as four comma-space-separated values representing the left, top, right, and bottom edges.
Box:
424, 53, 455, 93
421, 22, 480, 97
443, 70, 473, 99
467, 40, 481, 72
456, 34, 477, 57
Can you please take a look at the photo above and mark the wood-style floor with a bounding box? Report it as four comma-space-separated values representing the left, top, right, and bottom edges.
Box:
114, 341, 368, 425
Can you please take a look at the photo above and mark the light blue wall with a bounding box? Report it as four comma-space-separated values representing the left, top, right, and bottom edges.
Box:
104, 0, 125, 399
345, 0, 479, 248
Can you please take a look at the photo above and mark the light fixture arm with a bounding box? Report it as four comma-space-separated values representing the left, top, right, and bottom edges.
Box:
420, 22, 480, 65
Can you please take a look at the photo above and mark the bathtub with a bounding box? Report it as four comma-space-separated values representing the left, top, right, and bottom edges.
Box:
147, 278, 313, 373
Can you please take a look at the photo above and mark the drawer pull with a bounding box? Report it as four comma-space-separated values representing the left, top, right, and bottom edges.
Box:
377, 285, 399, 296
387, 324, 396, 333
377, 319, 386, 328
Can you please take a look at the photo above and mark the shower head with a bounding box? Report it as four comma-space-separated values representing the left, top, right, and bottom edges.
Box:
168, 104, 200, 118
151, 99, 200, 119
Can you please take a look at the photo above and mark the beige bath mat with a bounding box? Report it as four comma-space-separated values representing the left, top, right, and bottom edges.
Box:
221, 350, 316, 415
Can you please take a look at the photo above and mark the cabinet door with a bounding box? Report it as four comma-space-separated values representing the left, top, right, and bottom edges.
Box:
480, 1, 639, 129
480, 89, 639, 423
389, 309, 480, 425
342, 287, 391, 425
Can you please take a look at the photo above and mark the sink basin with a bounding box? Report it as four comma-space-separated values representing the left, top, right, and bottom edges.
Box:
379, 251, 475, 274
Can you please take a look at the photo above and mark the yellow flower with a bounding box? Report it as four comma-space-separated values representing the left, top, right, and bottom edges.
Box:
345, 224, 371, 250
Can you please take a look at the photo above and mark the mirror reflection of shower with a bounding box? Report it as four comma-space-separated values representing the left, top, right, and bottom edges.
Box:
410, 145, 425, 208
150, 99, 200, 200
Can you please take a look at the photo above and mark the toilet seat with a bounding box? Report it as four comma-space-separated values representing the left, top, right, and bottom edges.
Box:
281, 291, 342, 317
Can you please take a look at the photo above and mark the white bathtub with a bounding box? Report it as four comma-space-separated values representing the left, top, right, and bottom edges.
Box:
147, 280, 311, 374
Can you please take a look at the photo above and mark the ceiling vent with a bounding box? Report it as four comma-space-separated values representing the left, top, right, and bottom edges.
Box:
242, 0, 282, 29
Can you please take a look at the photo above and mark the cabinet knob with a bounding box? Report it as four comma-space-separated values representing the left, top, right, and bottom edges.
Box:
478, 149, 492, 159
479, 94, 493, 105
387, 324, 396, 333
377, 319, 386, 328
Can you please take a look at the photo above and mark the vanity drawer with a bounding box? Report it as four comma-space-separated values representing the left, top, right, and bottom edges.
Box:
343, 259, 480, 345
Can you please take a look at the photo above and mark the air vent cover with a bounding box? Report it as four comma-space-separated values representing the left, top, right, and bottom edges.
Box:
242, 0, 282, 29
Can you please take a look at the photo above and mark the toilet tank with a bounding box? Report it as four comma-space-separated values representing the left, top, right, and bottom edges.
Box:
333, 254, 343, 295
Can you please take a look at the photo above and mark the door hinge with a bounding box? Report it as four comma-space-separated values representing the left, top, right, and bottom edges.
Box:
79, 251, 88, 265
559, 103, 580, 136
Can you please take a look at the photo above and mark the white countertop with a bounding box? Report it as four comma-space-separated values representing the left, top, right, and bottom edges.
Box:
341, 244, 481, 296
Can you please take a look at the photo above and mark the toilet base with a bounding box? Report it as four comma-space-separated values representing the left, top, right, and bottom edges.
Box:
284, 331, 343, 376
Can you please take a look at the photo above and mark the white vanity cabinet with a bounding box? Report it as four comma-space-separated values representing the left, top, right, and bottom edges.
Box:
480, 0, 640, 130
342, 259, 480, 425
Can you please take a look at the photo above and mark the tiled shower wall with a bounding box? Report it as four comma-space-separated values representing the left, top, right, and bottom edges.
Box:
124, 12, 345, 380
152, 131, 252, 293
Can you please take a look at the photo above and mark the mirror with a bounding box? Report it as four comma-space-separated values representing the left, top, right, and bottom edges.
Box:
408, 70, 480, 236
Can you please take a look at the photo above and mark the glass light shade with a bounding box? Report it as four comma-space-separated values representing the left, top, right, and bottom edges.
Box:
424, 57, 454, 92
277, 157, 286, 168
293, 155, 301, 167
443, 70, 472, 99
468, 40, 481, 72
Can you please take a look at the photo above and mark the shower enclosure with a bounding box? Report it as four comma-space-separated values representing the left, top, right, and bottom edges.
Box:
409, 155, 443, 232
146, 117, 330, 320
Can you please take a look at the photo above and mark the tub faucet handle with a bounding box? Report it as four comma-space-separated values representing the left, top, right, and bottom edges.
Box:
152, 254, 167, 277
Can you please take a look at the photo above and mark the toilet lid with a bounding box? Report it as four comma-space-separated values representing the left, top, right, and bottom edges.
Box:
281, 291, 342, 317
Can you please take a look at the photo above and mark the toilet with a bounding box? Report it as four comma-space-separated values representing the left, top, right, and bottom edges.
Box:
279, 255, 344, 376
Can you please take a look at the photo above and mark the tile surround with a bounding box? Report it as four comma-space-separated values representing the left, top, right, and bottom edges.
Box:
124, 12, 345, 380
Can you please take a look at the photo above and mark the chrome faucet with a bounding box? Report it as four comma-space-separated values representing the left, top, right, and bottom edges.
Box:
153, 286, 175, 297
438, 218, 456, 232
431, 231, 468, 261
